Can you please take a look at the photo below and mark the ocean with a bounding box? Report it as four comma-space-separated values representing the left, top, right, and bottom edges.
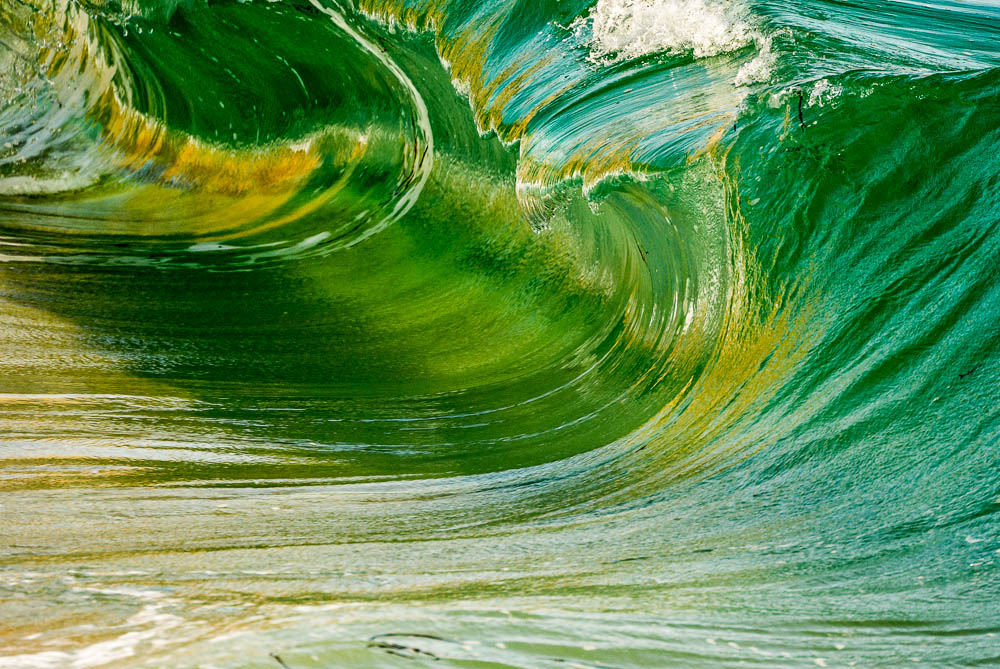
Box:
1, 0, 999, 666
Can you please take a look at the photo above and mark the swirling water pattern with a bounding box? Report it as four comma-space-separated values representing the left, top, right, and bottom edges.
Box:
1, 0, 999, 666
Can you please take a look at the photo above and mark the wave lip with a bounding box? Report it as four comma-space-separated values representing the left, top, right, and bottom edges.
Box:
573, 0, 756, 61
0, 0, 433, 265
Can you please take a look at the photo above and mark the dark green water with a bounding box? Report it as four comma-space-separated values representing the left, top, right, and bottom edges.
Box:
1, 0, 999, 666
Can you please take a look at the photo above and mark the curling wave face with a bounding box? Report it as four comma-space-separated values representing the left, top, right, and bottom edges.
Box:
1, 0, 999, 666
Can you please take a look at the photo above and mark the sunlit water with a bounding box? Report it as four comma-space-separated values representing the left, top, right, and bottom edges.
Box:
1, 0, 999, 666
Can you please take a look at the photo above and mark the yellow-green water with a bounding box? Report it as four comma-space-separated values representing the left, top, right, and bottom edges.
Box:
1, 0, 999, 666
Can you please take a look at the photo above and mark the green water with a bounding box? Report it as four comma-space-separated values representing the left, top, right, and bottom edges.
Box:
1, 0, 999, 666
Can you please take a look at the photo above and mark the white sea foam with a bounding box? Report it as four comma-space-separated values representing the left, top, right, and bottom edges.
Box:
0, 171, 98, 195
808, 78, 843, 106
571, 0, 775, 85
734, 33, 776, 86
572, 0, 754, 62
0, 600, 184, 669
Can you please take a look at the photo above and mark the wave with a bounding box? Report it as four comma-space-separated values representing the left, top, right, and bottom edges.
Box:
2, 0, 1000, 666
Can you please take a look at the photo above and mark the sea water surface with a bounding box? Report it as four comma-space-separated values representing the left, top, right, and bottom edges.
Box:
1, 0, 999, 666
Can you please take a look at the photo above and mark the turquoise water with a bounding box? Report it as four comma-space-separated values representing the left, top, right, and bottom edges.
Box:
1, 0, 999, 666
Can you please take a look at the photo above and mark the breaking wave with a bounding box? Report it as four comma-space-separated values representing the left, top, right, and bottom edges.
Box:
2, 0, 1000, 666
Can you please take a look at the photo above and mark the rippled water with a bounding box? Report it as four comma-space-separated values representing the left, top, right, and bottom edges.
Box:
1, 0, 999, 666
